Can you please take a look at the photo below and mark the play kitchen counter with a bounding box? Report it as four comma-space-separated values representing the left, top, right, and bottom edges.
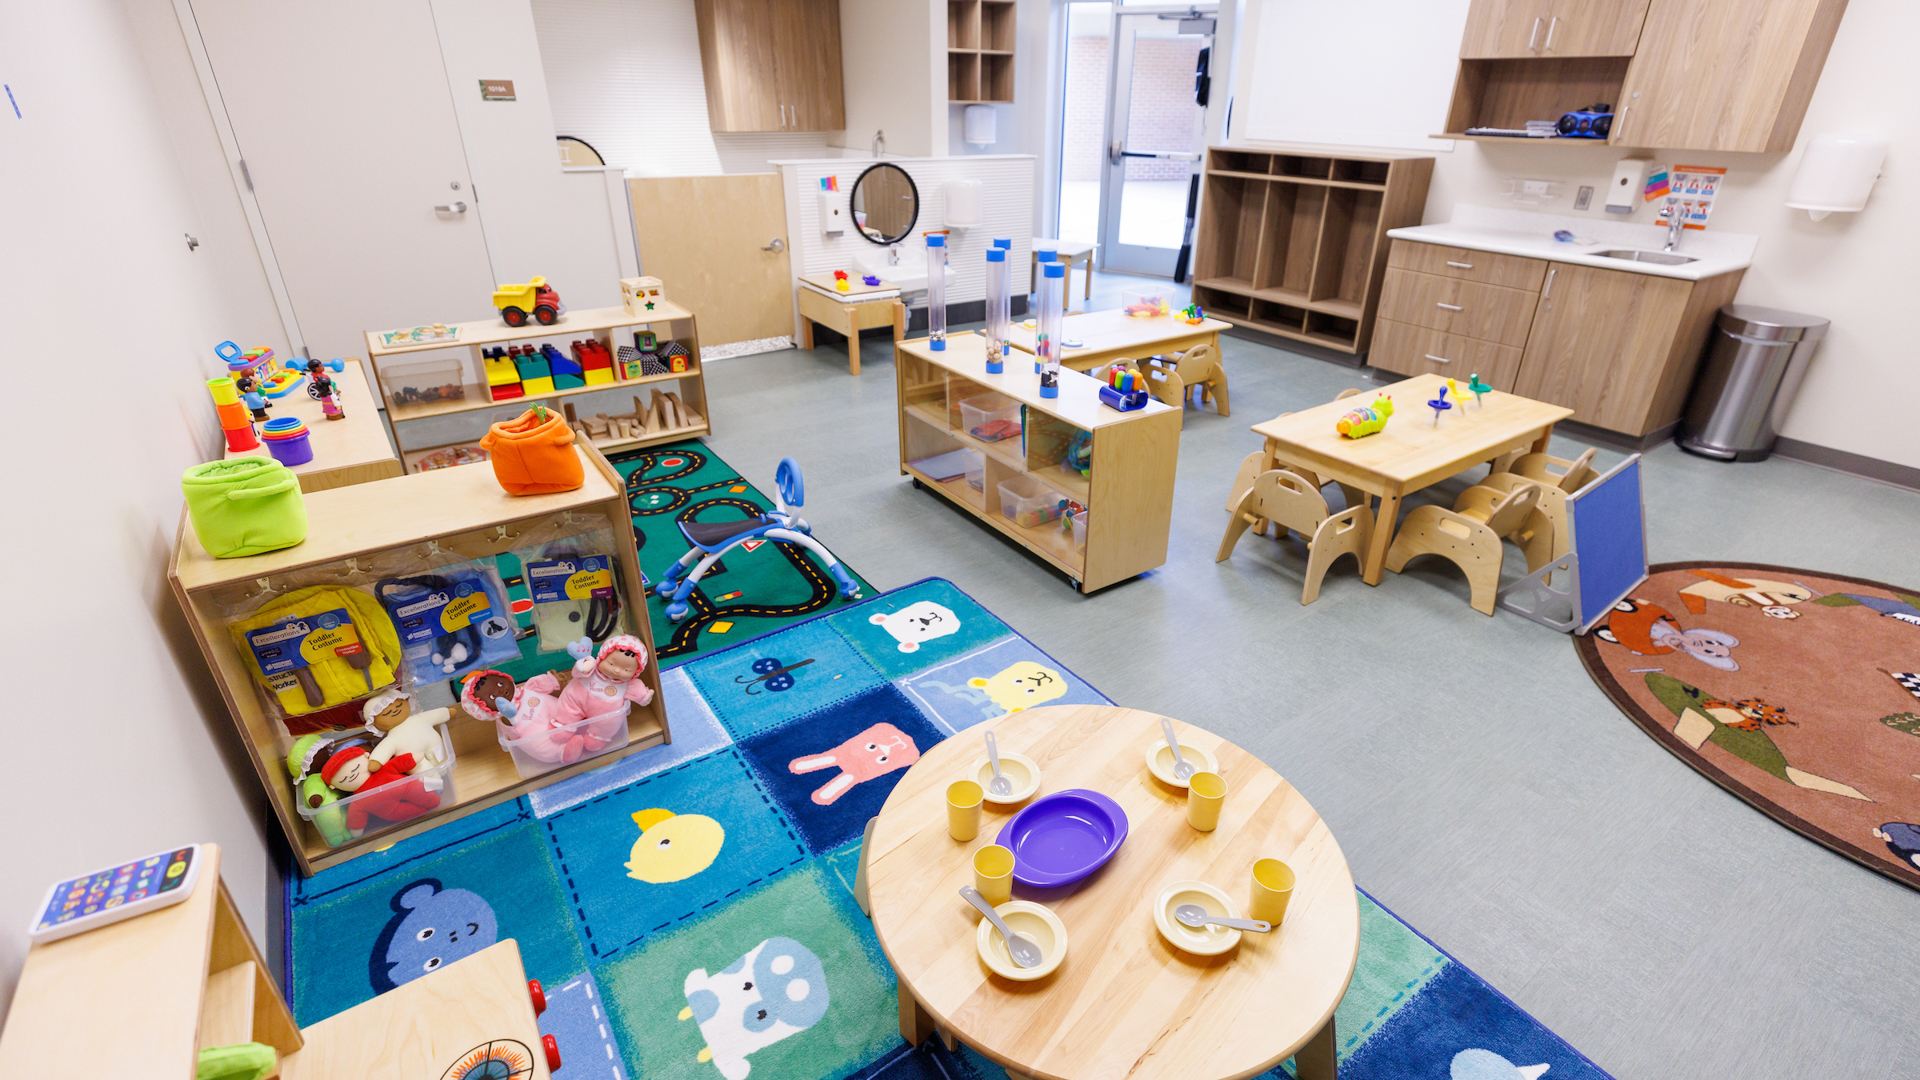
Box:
1372, 213, 1752, 439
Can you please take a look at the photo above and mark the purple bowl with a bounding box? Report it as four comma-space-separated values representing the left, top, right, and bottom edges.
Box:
995, 789, 1129, 888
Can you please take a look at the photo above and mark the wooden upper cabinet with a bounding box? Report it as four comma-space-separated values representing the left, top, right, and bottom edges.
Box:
696, 0, 845, 132
1512, 264, 1692, 433
1460, 0, 1555, 57
1612, 0, 1848, 151
1460, 0, 1647, 57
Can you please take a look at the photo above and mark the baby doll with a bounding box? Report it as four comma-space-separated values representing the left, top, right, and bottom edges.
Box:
362, 690, 452, 774
320, 745, 440, 830
458, 668, 575, 765
510, 637, 652, 765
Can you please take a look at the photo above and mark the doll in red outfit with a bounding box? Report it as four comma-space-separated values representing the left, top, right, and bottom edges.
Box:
321, 745, 441, 830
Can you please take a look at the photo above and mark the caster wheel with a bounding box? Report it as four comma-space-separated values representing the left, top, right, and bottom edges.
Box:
1070, 579, 1082, 592
911, 478, 924, 490
666, 602, 689, 622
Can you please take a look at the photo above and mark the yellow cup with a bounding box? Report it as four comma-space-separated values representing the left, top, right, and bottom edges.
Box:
972, 844, 1015, 906
1250, 858, 1295, 926
947, 780, 984, 841
1186, 771, 1227, 832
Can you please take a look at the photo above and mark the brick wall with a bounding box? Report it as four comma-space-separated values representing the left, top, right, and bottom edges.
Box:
1061, 35, 1202, 185
1062, 36, 1108, 183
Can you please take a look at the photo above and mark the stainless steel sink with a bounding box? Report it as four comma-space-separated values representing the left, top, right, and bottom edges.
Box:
1593, 248, 1697, 266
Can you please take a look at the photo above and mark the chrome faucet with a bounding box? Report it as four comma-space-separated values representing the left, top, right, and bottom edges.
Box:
888, 244, 900, 266
1660, 201, 1684, 252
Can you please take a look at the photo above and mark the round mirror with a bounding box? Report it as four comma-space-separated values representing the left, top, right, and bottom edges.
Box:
851, 163, 920, 245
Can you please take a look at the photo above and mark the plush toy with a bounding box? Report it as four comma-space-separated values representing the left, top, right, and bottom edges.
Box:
284, 733, 371, 846
320, 746, 440, 831
458, 670, 520, 722
501, 636, 652, 765
361, 689, 452, 773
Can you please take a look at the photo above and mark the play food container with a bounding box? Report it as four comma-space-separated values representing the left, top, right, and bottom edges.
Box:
994, 789, 1128, 888
1145, 738, 1218, 790
497, 701, 632, 779
975, 900, 1068, 980
297, 728, 457, 848
1152, 879, 1243, 956
1122, 288, 1172, 319
971, 750, 1041, 806
960, 393, 1021, 442
181, 457, 308, 558
997, 473, 1068, 529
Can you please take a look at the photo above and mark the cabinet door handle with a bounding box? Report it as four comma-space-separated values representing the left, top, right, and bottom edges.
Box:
1436, 302, 1465, 311
1446, 260, 1474, 269
790, 105, 799, 128
1544, 16, 1559, 50
1542, 267, 1557, 301
1528, 17, 1541, 51
1424, 354, 1453, 365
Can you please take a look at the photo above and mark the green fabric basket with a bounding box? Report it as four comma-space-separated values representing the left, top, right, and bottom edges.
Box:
182, 458, 308, 558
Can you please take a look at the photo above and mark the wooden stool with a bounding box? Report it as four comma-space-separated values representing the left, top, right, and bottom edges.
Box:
1218, 468, 1373, 604
1385, 482, 1543, 615
798, 290, 906, 375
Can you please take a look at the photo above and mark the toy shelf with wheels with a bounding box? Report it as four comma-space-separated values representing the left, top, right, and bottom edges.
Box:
895, 332, 1179, 592
364, 302, 710, 472
168, 441, 672, 876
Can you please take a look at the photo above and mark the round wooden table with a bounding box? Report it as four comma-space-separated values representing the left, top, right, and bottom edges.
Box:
867, 705, 1359, 1080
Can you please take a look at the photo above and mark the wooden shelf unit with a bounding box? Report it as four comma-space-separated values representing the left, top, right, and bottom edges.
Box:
948, 0, 1015, 102
1440, 55, 1631, 140
894, 333, 1179, 593
363, 302, 710, 473
168, 443, 672, 876
1191, 144, 1432, 357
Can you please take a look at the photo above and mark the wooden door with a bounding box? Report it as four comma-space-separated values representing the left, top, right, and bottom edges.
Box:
1512, 264, 1691, 433
1540, 0, 1651, 56
1612, 0, 1842, 151
771, 0, 846, 131
1459, 0, 1556, 57
190, 0, 498, 361
695, 0, 783, 132
629, 175, 793, 346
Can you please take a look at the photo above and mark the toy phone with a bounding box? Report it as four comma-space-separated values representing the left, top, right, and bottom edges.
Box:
28, 845, 202, 944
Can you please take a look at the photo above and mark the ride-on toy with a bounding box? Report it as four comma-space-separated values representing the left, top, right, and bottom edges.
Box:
654, 457, 861, 621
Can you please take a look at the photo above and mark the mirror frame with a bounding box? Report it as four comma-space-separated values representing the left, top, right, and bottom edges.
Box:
850, 162, 921, 246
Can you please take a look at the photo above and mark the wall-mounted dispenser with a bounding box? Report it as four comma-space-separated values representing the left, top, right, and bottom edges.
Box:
818, 183, 849, 238
1605, 159, 1652, 215
963, 104, 996, 146
1786, 133, 1888, 221
944, 178, 983, 230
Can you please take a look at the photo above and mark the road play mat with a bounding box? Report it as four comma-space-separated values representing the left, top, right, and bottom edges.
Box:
287, 579, 1614, 1080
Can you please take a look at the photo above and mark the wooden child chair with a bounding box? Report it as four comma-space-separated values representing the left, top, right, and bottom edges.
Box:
1488, 447, 1597, 493
1475, 470, 1566, 565
1384, 481, 1543, 615
1223, 389, 1366, 521
1141, 344, 1229, 416
1217, 468, 1373, 605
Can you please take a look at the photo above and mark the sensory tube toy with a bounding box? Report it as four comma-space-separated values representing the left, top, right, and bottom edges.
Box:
927, 233, 948, 350
1037, 262, 1065, 397
985, 246, 1011, 374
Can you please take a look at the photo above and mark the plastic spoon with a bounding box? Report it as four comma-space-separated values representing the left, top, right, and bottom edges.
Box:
1160, 718, 1195, 780
960, 886, 1042, 968
984, 731, 1013, 797
1173, 904, 1271, 934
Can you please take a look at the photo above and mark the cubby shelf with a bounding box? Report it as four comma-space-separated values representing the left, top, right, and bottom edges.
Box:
948, 0, 1016, 103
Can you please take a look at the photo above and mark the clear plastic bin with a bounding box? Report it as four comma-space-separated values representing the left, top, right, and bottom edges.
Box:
1121, 288, 1173, 319
296, 728, 456, 847
384, 356, 469, 407
1069, 510, 1088, 553
964, 449, 986, 492
497, 701, 632, 779
960, 393, 1022, 442
998, 473, 1069, 528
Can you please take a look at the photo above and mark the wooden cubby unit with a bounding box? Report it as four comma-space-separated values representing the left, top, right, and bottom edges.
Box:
894, 333, 1178, 593
1439, 56, 1630, 140
1192, 143, 1432, 356
948, 0, 1015, 102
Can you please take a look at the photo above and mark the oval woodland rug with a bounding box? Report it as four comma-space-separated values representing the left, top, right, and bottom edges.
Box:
1575, 562, 1920, 891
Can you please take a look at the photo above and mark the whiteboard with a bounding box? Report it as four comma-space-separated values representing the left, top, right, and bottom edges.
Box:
1240, 0, 1472, 151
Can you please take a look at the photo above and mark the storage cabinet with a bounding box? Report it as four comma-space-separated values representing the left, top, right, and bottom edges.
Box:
949, 0, 1016, 103
1462, 0, 1650, 58
696, 0, 846, 132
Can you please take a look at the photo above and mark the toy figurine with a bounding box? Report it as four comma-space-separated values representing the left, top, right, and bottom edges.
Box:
319, 746, 440, 830
294, 357, 347, 420
1337, 394, 1394, 438
833, 269, 851, 293
862, 275, 881, 287
235, 371, 272, 422
361, 689, 452, 773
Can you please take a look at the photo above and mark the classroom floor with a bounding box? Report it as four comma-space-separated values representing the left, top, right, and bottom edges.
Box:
662, 271, 1920, 1079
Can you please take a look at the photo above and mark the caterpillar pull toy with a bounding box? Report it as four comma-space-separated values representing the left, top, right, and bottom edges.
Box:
1336, 394, 1393, 438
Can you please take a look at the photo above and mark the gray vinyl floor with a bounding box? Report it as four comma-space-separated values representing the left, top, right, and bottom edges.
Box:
699, 271, 1920, 1078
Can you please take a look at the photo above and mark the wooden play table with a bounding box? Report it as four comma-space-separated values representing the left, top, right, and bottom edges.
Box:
1004, 307, 1230, 373
868, 705, 1359, 1080
224, 358, 402, 492
1250, 373, 1573, 585
797, 273, 906, 375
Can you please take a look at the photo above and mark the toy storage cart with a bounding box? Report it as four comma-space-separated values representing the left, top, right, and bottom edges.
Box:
895, 332, 1180, 592
168, 442, 671, 876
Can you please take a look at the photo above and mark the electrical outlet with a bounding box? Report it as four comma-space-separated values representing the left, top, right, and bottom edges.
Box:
1522, 179, 1552, 197
1575, 185, 1594, 211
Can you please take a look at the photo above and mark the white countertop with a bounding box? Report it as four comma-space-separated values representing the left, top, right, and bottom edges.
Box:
1388, 205, 1757, 282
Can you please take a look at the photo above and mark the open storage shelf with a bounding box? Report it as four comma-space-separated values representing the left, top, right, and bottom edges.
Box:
1192, 144, 1432, 356
1439, 56, 1631, 140
948, 0, 1015, 102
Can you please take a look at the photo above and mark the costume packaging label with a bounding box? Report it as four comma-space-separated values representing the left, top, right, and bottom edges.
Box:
246, 609, 365, 675
392, 581, 494, 644
527, 556, 615, 602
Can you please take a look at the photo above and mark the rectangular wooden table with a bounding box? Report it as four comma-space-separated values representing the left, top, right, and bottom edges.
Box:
796, 273, 906, 376
1004, 308, 1230, 373
224, 358, 402, 492
1249, 373, 1573, 585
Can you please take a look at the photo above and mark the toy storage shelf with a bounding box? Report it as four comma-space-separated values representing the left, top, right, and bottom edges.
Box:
894, 333, 1179, 593
169, 443, 671, 876
1191, 144, 1432, 358
363, 302, 710, 471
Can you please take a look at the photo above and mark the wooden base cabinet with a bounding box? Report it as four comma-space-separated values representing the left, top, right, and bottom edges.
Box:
1371, 239, 1743, 438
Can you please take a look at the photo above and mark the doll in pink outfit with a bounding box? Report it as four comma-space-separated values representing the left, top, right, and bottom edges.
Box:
458, 668, 573, 765
500, 637, 652, 765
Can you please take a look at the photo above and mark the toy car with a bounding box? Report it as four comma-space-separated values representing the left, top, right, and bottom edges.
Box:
493, 276, 564, 327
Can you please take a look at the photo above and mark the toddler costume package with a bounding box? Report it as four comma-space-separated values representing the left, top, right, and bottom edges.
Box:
374, 563, 520, 684
227, 585, 403, 717
182, 458, 308, 558
479, 407, 583, 495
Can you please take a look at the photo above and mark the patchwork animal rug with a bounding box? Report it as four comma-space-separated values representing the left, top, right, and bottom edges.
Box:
288, 579, 1614, 1080
610, 441, 877, 668
1576, 562, 1920, 891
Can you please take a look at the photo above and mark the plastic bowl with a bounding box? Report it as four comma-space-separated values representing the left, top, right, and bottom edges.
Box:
1144, 739, 1219, 790
994, 789, 1128, 888
1152, 879, 1242, 956
971, 751, 1041, 806
975, 900, 1067, 980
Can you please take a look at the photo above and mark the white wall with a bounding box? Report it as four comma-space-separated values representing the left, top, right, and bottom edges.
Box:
0, 0, 283, 1017
836, 0, 942, 158
1239, 0, 1920, 471
1242, 0, 1466, 151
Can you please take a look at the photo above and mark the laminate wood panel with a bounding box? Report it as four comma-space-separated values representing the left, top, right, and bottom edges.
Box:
773, 0, 844, 128
1369, 318, 1527, 392
1461, 0, 1555, 57
1443, 56, 1630, 133
1513, 263, 1693, 434
1389, 239, 1548, 292
1542, 0, 1652, 56
1376, 268, 1540, 347
694, 0, 782, 132
1644, 269, 1745, 432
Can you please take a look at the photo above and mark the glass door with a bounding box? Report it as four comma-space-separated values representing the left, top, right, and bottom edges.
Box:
1098, 7, 1214, 278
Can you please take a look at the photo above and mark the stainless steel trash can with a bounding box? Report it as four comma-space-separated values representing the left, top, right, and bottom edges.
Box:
1678, 305, 1829, 462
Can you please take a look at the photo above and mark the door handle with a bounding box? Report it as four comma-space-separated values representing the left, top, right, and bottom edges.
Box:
434, 201, 468, 213
1544, 16, 1559, 50
790, 105, 799, 128
1436, 302, 1464, 311
1541, 266, 1557, 301
763, 238, 786, 253
1424, 354, 1453, 365
1109, 140, 1124, 165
